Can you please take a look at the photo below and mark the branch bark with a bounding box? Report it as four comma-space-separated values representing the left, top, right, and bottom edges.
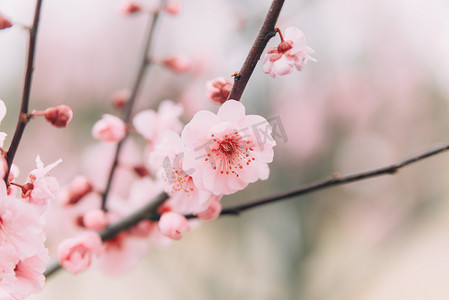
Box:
4, 0, 44, 183
227, 0, 285, 101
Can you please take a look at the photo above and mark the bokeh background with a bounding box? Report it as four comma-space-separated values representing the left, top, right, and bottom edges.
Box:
2, 0, 449, 299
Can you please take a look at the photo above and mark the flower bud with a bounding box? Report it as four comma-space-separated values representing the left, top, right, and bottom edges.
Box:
92, 114, 126, 142
0, 14, 12, 30
158, 212, 190, 240
83, 209, 108, 231
163, 2, 181, 15
206, 77, 232, 105
44, 105, 73, 128
161, 55, 192, 73
57, 231, 103, 274
118, 2, 142, 15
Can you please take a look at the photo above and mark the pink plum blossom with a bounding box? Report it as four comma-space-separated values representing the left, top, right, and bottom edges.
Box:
132, 100, 183, 146
158, 212, 190, 240
58, 175, 93, 206
97, 232, 149, 275
163, 1, 181, 15
263, 26, 315, 78
197, 195, 222, 221
149, 131, 212, 214
161, 55, 192, 73
83, 209, 108, 231
206, 77, 232, 105
181, 100, 276, 195
57, 231, 103, 274
92, 114, 126, 142
0, 180, 46, 260
10, 248, 48, 299
24, 156, 62, 210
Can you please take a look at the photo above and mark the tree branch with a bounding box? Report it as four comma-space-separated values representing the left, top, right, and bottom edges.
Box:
227, 0, 285, 101
217, 142, 449, 216
101, 1, 166, 211
4, 0, 44, 183
44, 192, 169, 278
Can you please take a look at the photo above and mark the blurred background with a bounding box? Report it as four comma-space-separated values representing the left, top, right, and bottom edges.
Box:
2, 0, 449, 299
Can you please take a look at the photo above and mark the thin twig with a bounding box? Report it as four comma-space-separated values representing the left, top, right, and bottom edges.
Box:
101, 1, 166, 211
44, 192, 169, 278
217, 143, 449, 215
227, 0, 285, 101
4, 0, 44, 183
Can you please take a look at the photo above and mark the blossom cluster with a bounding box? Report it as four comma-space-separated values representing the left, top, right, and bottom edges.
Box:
57, 99, 275, 275
0, 100, 63, 298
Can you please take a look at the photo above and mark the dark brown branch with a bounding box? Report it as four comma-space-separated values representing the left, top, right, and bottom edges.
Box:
101, 2, 166, 211
227, 0, 285, 101
44, 192, 169, 278
4, 0, 43, 183
218, 143, 449, 215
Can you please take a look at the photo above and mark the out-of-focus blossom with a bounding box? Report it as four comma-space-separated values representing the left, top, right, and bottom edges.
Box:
206, 77, 232, 105
97, 232, 149, 275
44, 105, 73, 128
0, 14, 12, 30
158, 212, 190, 240
111, 89, 130, 109
263, 26, 315, 78
57, 231, 103, 274
163, 1, 181, 15
182, 100, 276, 195
161, 55, 192, 73
83, 209, 108, 231
58, 175, 93, 206
197, 195, 222, 221
92, 114, 126, 142
118, 1, 141, 15
133, 100, 183, 146
149, 131, 212, 214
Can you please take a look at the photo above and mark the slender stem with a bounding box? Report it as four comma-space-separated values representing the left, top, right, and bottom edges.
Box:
227, 0, 285, 101
4, 0, 43, 183
44, 192, 169, 278
218, 143, 449, 215
101, 2, 165, 211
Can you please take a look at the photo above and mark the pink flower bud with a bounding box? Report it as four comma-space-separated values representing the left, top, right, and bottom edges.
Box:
118, 1, 142, 15
112, 89, 130, 109
83, 209, 108, 231
161, 55, 192, 73
44, 105, 73, 128
163, 2, 181, 15
61, 175, 93, 205
206, 77, 232, 105
197, 196, 222, 221
92, 114, 126, 142
0, 14, 12, 30
158, 212, 190, 240
57, 231, 103, 274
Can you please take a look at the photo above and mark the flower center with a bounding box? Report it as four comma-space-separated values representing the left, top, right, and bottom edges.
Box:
206, 131, 257, 177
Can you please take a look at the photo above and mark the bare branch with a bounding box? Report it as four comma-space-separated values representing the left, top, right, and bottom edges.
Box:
227, 0, 285, 101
